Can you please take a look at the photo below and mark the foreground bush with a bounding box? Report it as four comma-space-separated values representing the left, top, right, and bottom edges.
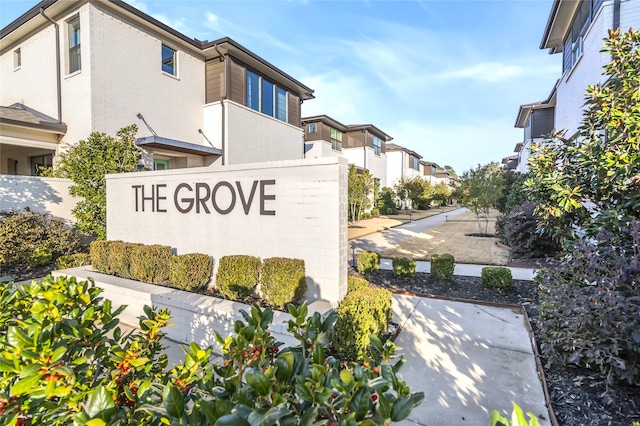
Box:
392, 257, 416, 278
538, 224, 640, 385
331, 286, 392, 362
108, 241, 141, 279
0, 210, 80, 267
504, 201, 559, 258
89, 240, 111, 272
481, 267, 513, 289
260, 257, 306, 309
55, 253, 91, 270
0, 275, 423, 425
130, 244, 173, 284
169, 253, 212, 291
357, 251, 380, 275
347, 276, 369, 293
431, 253, 455, 282
215, 255, 261, 301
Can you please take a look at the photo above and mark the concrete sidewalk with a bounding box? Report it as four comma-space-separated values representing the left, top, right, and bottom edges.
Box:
379, 258, 538, 281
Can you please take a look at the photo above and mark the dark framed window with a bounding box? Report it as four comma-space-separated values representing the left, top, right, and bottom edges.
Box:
373, 135, 382, 156
308, 123, 317, 133
154, 159, 169, 170
563, 0, 593, 72
162, 44, 177, 76
412, 156, 419, 170
330, 128, 343, 151
245, 70, 288, 122
31, 154, 53, 176
68, 16, 81, 73
276, 87, 287, 121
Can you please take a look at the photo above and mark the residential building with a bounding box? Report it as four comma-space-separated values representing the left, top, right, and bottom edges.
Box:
0, 0, 314, 175
385, 143, 422, 188
433, 168, 458, 187
302, 115, 391, 187
512, 88, 556, 173
540, 0, 639, 138
420, 160, 439, 184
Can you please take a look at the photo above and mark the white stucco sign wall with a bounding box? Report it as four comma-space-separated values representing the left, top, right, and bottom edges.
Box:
106, 157, 348, 304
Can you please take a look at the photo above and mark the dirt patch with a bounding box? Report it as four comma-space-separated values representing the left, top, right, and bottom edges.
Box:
381, 210, 509, 265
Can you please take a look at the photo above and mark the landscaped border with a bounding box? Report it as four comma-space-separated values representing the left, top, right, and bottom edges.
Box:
52, 266, 332, 351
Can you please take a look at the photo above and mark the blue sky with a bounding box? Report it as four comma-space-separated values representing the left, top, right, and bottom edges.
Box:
0, 0, 561, 174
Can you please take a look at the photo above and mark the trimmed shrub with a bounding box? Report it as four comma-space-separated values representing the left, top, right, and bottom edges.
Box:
481, 267, 513, 289
216, 255, 261, 301
0, 210, 80, 267
371, 207, 380, 216
347, 276, 369, 293
392, 257, 416, 278
331, 286, 392, 362
130, 244, 172, 284
360, 212, 372, 220
108, 241, 141, 279
260, 257, 306, 309
505, 201, 559, 258
357, 251, 380, 275
169, 253, 212, 292
56, 253, 91, 270
430, 253, 454, 282
90, 240, 111, 273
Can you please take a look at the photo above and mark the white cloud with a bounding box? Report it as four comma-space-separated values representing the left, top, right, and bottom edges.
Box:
440, 62, 524, 82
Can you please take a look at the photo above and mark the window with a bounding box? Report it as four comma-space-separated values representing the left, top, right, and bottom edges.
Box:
330, 128, 343, 151
68, 16, 81, 73
13, 48, 21, 69
154, 159, 170, 170
245, 70, 288, 122
411, 156, 419, 170
162, 44, 177, 76
372, 135, 382, 156
308, 123, 317, 133
31, 154, 53, 176
563, 0, 592, 71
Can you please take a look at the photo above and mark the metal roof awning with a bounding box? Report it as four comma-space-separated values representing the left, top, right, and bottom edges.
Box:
136, 136, 222, 156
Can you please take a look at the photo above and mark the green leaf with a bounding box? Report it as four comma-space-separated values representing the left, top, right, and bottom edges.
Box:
245, 368, 270, 396
11, 373, 42, 396
214, 413, 251, 426
340, 369, 354, 385
349, 386, 369, 421
390, 395, 414, 422
85, 386, 116, 420
163, 384, 185, 418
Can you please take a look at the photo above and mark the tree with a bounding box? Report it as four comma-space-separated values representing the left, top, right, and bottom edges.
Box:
443, 165, 458, 177
394, 177, 426, 210
56, 125, 141, 239
347, 164, 374, 222
525, 28, 640, 246
455, 163, 505, 234
431, 183, 452, 207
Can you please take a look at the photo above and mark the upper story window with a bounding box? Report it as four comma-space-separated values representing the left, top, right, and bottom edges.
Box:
162, 45, 177, 76
372, 135, 382, 156
563, 0, 593, 72
308, 123, 317, 133
330, 128, 343, 152
411, 156, 419, 170
67, 16, 81, 73
246, 70, 288, 122
13, 48, 21, 69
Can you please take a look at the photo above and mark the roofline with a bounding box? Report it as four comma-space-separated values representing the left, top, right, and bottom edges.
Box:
385, 143, 422, 159
301, 115, 348, 131
345, 124, 393, 141
1, 0, 314, 100
540, 0, 562, 50
0, 117, 67, 134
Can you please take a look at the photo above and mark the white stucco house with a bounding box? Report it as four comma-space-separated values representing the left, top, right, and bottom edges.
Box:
0, 0, 315, 176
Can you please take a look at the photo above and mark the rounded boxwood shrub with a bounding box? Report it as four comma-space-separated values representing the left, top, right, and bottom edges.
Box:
215, 255, 261, 301
260, 257, 306, 309
392, 257, 416, 278
90, 240, 111, 273
331, 286, 392, 362
107, 241, 141, 279
481, 267, 513, 289
55, 253, 91, 270
430, 253, 455, 282
130, 244, 172, 284
169, 253, 212, 292
357, 251, 380, 275
347, 276, 369, 293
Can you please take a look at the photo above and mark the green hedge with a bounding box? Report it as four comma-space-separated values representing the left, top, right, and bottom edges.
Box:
347, 276, 369, 293
90, 240, 111, 273
430, 253, 455, 282
260, 257, 306, 310
108, 241, 141, 279
481, 267, 513, 289
130, 244, 173, 284
392, 257, 416, 278
357, 251, 380, 275
169, 253, 212, 292
215, 255, 261, 301
55, 253, 91, 270
331, 286, 392, 362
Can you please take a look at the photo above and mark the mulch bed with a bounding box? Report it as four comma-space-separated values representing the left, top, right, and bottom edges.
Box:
355, 267, 640, 426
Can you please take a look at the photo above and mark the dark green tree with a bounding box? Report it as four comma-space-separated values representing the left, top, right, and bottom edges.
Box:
455, 163, 505, 234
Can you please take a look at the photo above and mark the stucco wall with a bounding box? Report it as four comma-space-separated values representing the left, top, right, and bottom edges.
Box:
106, 157, 348, 305
304, 139, 343, 160
0, 175, 76, 222
343, 147, 387, 188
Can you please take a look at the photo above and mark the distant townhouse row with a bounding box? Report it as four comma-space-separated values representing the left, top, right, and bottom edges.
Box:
507, 0, 640, 173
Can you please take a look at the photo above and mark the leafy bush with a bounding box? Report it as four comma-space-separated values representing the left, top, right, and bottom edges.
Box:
55, 253, 91, 270
90, 240, 111, 273
260, 257, 306, 309
430, 253, 455, 282
537, 224, 640, 385
505, 201, 559, 258
490, 402, 541, 426
357, 251, 380, 275
360, 212, 372, 220
331, 286, 392, 361
169, 253, 212, 292
481, 267, 513, 289
377, 187, 398, 215
215, 255, 261, 301
347, 276, 369, 293
130, 244, 172, 284
0, 276, 423, 425
0, 210, 80, 267
392, 257, 416, 278
108, 241, 141, 279
495, 214, 507, 244
371, 207, 380, 216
